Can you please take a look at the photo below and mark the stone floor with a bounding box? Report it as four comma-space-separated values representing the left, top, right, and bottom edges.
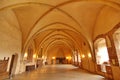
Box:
7, 65, 105, 80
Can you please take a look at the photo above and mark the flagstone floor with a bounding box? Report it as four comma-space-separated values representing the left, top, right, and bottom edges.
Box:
6, 64, 105, 80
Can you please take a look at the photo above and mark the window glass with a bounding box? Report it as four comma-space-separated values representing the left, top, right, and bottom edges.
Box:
95, 39, 109, 65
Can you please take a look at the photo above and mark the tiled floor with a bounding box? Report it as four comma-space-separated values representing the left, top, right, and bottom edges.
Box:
7, 65, 105, 80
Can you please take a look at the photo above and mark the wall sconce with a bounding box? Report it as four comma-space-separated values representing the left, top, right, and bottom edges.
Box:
88, 53, 91, 58
66, 56, 72, 60
42, 56, 44, 59
24, 52, 28, 61
33, 54, 37, 59
52, 57, 55, 59
66, 57, 69, 60
24, 52, 28, 58
82, 54, 85, 58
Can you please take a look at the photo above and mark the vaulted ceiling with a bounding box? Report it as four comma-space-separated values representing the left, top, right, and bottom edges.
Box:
0, 0, 120, 54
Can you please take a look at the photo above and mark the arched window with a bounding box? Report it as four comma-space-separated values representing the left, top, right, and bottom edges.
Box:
94, 38, 109, 65
113, 28, 120, 66
78, 54, 81, 63
95, 38, 109, 64
74, 54, 78, 63
94, 38, 110, 72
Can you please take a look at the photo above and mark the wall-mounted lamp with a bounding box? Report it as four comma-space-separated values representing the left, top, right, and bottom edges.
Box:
24, 52, 28, 61
66, 56, 72, 60
33, 54, 37, 59
82, 54, 85, 58
42, 56, 44, 59
52, 57, 56, 59
66, 57, 69, 60
24, 52, 28, 58
88, 53, 92, 58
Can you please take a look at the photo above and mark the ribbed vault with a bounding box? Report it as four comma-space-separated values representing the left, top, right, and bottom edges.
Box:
0, 0, 120, 59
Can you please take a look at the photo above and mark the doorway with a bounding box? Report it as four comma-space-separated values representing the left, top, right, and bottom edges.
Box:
9, 53, 18, 76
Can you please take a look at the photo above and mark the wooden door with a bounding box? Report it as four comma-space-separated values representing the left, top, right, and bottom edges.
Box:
9, 54, 18, 75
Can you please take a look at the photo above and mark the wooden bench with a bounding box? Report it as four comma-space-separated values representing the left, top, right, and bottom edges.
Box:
26, 65, 35, 71
0, 57, 9, 80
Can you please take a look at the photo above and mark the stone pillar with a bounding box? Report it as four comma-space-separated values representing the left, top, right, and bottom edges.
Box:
106, 35, 119, 66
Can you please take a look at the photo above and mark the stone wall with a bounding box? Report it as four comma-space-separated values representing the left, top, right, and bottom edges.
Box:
0, 9, 22, 74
